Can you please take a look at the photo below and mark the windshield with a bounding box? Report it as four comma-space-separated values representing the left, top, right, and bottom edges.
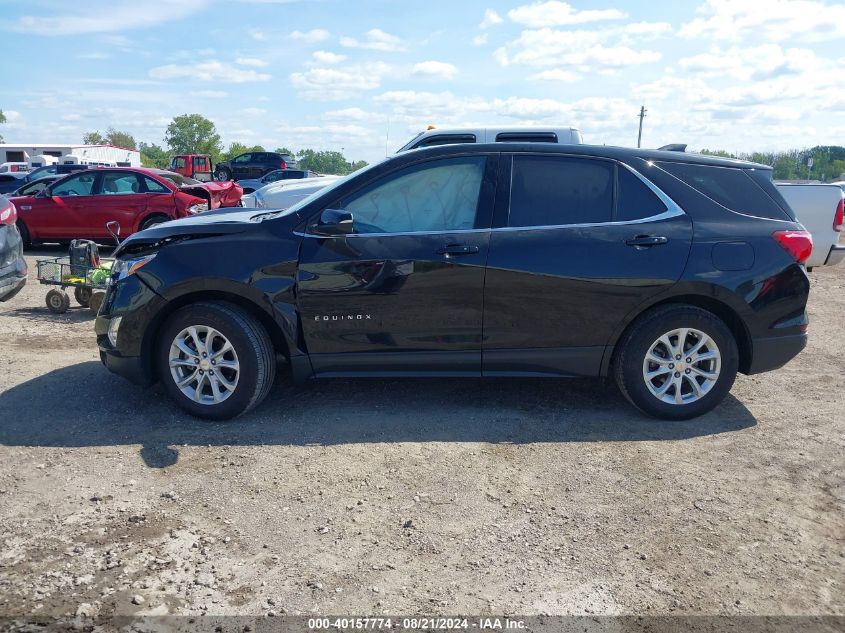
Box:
156, 171, 201, 187
260, 159, 386, 219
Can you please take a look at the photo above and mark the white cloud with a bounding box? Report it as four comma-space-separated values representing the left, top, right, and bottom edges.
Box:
473, 34, 489, 46
235, 57, 269, 67
529, 69, 578, 82
412, 61, 458, 80
290, 62, 392, 100
241, 107, 267, 116
507, 1, 627, 27
680, 0, 845, 42
495, 27, 662, 69
150, 60, 271, 83
248, 28, 266, 41
15, 0, 209, 35
191, 90, 228, 98
479, 9, 503, 29
679, 45, 817, 81
311, 50, 347, 64
290, 29, 331, 43
340, 29, 406, 52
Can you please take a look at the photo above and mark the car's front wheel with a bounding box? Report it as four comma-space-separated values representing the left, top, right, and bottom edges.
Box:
156, 301, 276, 420
614, 305, 739, 420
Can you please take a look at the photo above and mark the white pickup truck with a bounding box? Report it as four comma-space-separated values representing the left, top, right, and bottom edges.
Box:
776, 183, 844, 269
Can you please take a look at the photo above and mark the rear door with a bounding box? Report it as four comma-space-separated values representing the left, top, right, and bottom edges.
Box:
91, 171, 149, 237
482, 153, 693, 376
297, 154, 498, 375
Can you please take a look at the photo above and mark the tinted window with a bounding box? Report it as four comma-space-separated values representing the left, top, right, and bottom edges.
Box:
508, 155, 613, 227
144, 177, 170, 193
495, 132, 557, 143
100, 172, 141, 195
233, 154, 252, 163
343, 156, 486, 234
617, 167, 667, 221
52, 173, 96, 196
658, 162, 791, 220
413, 134, 476, 149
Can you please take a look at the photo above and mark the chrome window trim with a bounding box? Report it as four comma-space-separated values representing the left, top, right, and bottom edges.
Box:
298, 157, 687, 239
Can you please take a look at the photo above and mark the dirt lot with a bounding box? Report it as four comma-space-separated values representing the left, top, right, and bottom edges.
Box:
0, 247, 842, 624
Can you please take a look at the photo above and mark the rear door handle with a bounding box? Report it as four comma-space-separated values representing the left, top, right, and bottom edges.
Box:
437, 244, 480, 256
625, 235, 668, 247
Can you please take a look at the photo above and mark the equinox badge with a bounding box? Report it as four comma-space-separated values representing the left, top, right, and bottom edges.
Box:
315, 314, 372, 321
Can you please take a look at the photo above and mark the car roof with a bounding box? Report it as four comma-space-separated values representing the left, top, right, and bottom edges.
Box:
403, 142, 772, 170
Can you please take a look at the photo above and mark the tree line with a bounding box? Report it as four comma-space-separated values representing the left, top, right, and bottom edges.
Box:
82, 113, 368, 176
698, 146, 845, 181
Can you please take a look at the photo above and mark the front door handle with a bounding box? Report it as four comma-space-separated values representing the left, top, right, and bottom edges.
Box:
626, 235, 669, 248
437, 244, 480, 256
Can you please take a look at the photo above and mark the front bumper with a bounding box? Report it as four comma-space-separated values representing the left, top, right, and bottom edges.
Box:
824, 244, 845, 267
747, 332, 808, 375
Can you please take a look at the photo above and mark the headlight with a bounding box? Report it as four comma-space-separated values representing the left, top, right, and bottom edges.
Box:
107, 316, 122, 347
112, 254, 156, 282
188, 202, 209, 214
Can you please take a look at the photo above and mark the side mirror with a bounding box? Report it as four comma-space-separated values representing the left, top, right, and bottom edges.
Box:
313, 208, 353, 235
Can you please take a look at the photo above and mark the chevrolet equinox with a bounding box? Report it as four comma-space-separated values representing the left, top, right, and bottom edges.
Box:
95, 144, 811, 421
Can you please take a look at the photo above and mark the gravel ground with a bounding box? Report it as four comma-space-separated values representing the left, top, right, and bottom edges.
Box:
0, 247, 842, 624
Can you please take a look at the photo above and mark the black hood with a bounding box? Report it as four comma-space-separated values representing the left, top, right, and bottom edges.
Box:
114, 209, 291, 257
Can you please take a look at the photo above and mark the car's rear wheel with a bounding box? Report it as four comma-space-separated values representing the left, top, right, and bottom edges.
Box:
614, 305, 739, 420
215, 166, 232, 181
156, 301, 276, 420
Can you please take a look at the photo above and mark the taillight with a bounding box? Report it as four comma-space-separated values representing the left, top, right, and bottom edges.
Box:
0, 201, 16, 224
280, 161, 287, 169
834, 198, 844, 232
773, 230, 813, 264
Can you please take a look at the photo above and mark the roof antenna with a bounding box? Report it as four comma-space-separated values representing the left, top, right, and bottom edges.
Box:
637, 105, 647, 148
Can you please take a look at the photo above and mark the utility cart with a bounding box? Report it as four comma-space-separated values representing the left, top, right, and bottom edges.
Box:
35, 255, 113, 313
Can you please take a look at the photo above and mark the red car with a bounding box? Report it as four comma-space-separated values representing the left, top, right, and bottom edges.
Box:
12, 168, 242, 247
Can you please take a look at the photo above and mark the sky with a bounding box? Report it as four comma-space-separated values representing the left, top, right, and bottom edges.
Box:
1, 0, 844, 163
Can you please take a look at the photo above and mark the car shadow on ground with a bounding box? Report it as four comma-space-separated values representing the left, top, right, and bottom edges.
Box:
3, 305, 97, 323
0, 361, 758, 468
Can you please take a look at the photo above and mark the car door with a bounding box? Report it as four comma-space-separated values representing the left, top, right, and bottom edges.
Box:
231, 154, 252, 180
297, 154, 498, 375
27, 171, 99, 240
91, 171, 149, 237
482, 153, 693, 377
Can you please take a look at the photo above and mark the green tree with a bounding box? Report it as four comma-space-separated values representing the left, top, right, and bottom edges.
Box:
139, 142, 170, 169
220, 142, 265, 163
274, 147, 295, 156
105, 127, 137, 150
296, 149, 366, 175
83, 131, 107, 145
164, 114, 222, 161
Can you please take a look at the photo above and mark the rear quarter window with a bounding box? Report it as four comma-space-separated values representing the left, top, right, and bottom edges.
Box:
657, 161, 792, 221
617, 166, 667, 221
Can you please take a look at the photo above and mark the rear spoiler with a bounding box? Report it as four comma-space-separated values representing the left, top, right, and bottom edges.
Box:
657, 144, 687, 152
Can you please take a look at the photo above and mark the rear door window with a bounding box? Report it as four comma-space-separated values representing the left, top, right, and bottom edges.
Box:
100, 172, 142, 195
508, 155, 613, 227
616, 166, 667, 221
657, 162, 792, 220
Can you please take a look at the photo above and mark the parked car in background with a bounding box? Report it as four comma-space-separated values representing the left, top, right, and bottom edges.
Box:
251, 176, 342, 209
0, 173, 28, 195
170, 154, 213, 182
9, 175, 60, 197
776, 183, 844, 268
13, 168, 242, 247
0, 195, 27, 302
397, 126, 583, 152
97, 143, 810, 421
214, 151, 297, 181
237, 169, 318, 194
0, 162, 31, 174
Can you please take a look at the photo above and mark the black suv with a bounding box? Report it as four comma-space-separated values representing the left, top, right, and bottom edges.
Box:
214, 152, 297, 181
96, 144, 811, 421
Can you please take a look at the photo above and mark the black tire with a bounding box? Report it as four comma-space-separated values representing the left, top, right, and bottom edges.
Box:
140, 215, 169, 231
16, 220, 31, 249
45, 289, 70, 314
74, 286, 92, 307
156, 301, 276, 420
215, 166, 232, 181
614, 305, 739, 420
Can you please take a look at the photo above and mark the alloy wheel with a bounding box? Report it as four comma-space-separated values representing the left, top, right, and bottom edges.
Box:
642, 327, 721, 405
169, 325, 240, 405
